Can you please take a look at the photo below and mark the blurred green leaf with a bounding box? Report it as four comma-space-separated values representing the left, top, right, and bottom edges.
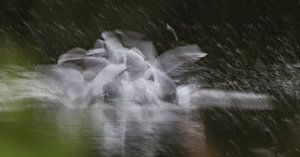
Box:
0, 108, 89, 157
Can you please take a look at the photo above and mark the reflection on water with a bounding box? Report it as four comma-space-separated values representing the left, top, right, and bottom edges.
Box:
34, 104, 209, 157
0, 68, 299, 157
12, 103, 297, 157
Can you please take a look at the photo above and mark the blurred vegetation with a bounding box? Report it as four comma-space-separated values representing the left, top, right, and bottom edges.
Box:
0, 35, 36, 67
0, 108, 91, 157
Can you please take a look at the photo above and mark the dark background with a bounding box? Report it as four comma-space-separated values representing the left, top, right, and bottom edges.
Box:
1, 0, 299, 64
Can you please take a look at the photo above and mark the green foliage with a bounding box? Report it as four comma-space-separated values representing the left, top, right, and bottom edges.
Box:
0, 36, 34, 67
0, 108, 90, 157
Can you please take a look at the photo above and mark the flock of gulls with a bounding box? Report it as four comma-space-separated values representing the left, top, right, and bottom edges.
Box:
0, 30, 272, 110
42, 30, 272, 109
45, 30, 208, 108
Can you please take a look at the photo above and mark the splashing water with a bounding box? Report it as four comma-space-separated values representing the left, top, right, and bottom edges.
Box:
0, 30, 274, 156
0, 30, 273, 110
45, 30, 208, 108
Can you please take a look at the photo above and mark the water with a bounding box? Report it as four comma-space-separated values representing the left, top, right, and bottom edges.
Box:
2, 30, 296, 157
0, 2, 300, 156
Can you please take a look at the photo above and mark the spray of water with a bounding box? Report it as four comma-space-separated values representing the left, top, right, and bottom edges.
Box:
0, 30, 273, 156
36, 30, 207, 108
0, 30, 273, 110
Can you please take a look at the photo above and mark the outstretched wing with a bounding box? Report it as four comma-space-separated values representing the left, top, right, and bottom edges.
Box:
57, 47, 87, 65
101, 31, 124, 63
117, 30, 158, 61
154, 44, 207, 78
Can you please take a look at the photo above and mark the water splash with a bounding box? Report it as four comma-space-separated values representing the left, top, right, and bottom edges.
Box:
35, 30, 207, 108
0, 30, 274, 157
0, 30, 272, 110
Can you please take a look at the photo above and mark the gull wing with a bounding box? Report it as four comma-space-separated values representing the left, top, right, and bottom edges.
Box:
118, 31, 158, 61
101, 31, 124, 63
154, 45, 207, 78
57, 47, 87, 65
124, 50, 149, 80
89, 64, 126, 97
